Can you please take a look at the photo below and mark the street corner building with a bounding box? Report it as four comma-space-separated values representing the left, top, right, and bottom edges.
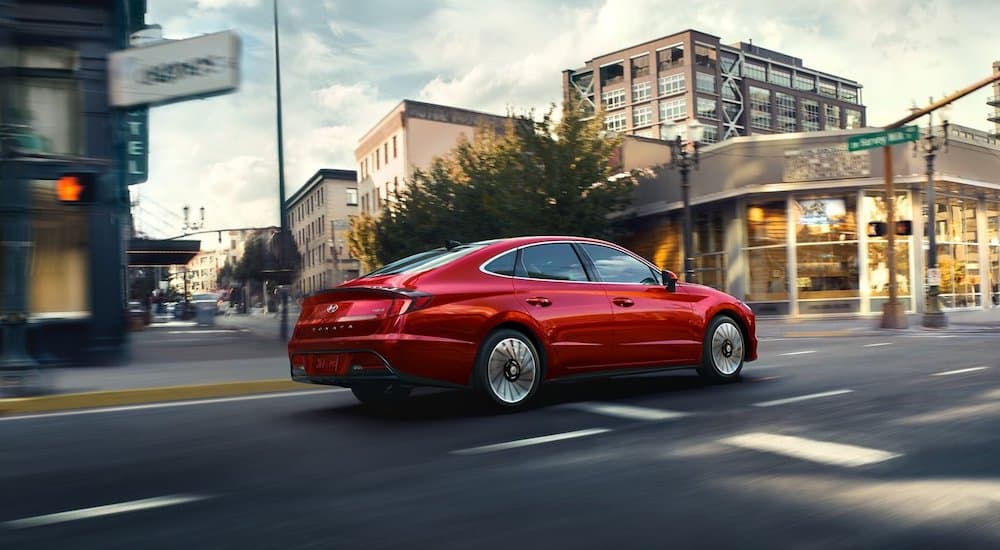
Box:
616, 125, 1000, 317
1, 0, 154, 369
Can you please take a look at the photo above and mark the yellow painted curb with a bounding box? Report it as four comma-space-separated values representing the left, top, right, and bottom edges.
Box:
0, 379, 311, 415
781, 330, 856, 337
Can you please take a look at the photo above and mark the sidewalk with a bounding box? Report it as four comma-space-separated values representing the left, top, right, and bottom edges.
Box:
756, 308, 1000, 338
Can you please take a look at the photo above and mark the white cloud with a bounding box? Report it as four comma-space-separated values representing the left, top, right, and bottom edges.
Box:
138, 0, 1000, 241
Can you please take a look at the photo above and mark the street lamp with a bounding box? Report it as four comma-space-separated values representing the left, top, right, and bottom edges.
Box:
182, 205, 205, 232
919, 101, 950, 328
668, 119, 704, 283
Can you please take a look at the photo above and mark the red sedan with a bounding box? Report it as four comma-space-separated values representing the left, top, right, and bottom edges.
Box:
288, 236, 757, 409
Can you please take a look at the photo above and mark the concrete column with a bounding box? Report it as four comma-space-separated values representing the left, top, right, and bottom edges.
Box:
786, 194, 799, 316
725, 198, 748, 300
977, 194, 990, 309
857, 189, 870, 315
910, 183, 925, 313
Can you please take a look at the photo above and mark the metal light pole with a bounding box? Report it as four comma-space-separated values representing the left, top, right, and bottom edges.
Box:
668, 121, 704, 283
919, 110, 948, 328
273, 0, 290, 341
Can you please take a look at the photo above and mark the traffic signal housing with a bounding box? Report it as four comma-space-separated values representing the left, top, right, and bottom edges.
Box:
867, 220, 912, 237
894, 220, 912, 235
56, 172, 97, 203
867, 221, 887, 237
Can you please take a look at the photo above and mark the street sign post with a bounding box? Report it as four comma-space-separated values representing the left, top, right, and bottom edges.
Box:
847, 126, 920, 152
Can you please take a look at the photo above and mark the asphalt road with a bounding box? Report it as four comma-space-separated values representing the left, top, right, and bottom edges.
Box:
2, 331, 998, 549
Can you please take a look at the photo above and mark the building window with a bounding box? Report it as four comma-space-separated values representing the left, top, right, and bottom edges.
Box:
604, 112, 627, 133
658, 98, 686, 122
375, 150, 379, 170
749, 86, 771, 129
632, 105, 652, 127
656, 44, 684, 71
630, 54, 649, 78
722, 102, 740, 122
845, 108, 862, 129
600, 62, 625, 87
721, 81, 739, 101
694, 44, 716, 70
701, 125, 718, 144
6, 47, 81, 156
744, 201, 789, 301
632, 81, 652, 103
720, 52, 739, 73
793, 195, 860, 303
793, 72, 814, 91
384, 142, 388, 164
824, 104, 841, 130
657, 73, 685, 96
392, 135, 397, 158
769, 67, 791, 88
601, 88, 626, 110
743, 61, 766, 81
696, 72, 715, 94
29, 180, 89, 314
818, 79, 837, 98
840, 86, 859, 104
775, 92, 797, 132
801, 99, 821, 131
697, 97, 718, 120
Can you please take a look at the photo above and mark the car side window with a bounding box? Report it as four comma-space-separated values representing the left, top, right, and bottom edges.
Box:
483, 251, 517, 276
519, 244, 589, 282
580, 243, 660, 285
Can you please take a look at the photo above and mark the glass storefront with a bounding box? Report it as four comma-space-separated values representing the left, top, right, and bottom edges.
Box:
862, 192, 912, 312
745, 201, 788, 305
792, 195, 860, 314
30, 180, 90, 316
924, 194, 980, 308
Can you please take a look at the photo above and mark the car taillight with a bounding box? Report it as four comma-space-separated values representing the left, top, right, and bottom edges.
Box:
398, 294, 433, 315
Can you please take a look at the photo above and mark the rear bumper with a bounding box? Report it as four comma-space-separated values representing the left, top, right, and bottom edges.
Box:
289, 347, 464, 389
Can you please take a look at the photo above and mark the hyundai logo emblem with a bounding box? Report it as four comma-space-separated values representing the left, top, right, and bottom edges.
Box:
326, 304, 339, 314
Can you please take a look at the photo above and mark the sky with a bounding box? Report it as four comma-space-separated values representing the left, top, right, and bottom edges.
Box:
133, 0, 1000, 239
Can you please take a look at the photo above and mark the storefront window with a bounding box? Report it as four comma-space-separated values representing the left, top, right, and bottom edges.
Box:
793, 195, 859, 303
924, 194, 980, 308
862, 192, 911, 300
29, 180, 90, 315
4, 47, 81, 155
988, 202, 1000, 306
745, 201, 788, 301
693, 210, 725, 290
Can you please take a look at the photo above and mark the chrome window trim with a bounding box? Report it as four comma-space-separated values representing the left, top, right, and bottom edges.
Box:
478, 240, 665, 286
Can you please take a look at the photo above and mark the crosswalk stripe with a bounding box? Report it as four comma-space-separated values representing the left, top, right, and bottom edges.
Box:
451, 428, 611, 455
720, 432, 901, 467
565, 402, 690, 421
753, 389, 853, 407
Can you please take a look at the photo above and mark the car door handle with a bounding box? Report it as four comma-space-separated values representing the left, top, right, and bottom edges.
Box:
612, 297, 634, 307
525, 297, 552, 307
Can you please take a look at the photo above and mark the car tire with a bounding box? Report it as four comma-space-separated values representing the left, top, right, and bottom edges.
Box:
350, 383, 411, 405
475, 329, 542, 410
697, 316, 745, 382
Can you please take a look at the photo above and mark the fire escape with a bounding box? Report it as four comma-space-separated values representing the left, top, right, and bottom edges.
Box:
989, 61, 1000, 139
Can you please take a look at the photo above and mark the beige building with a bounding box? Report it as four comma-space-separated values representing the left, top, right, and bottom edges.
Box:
286, 169, 360, 295
989, 61, 1000, 137
355, 100, 509, 217
617, 123, 1000, 317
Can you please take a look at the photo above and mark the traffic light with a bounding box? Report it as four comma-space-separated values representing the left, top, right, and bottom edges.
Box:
56, 173, 97, 203
867, 221, 887, 237
895, 220, 912, 235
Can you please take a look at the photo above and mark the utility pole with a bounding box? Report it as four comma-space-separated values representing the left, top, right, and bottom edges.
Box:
273, 0, 290, 341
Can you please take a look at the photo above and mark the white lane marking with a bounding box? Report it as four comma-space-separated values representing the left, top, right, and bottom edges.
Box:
566, 402, 690, 421
753, 389, 854, 408
452, 428, 611, 455
4, 494, 209, 529
864, 342, 893, 348
720, 432, 900, 468
0, 389, 346, 422
931, 366, 990, 377
779, 350, 816, 357
166, 330, 241, 334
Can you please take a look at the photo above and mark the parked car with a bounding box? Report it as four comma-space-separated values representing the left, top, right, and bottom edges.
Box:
288, 236, 757, 409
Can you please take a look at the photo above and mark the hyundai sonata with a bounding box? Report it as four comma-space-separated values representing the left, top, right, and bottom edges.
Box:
288, 236, 757, 408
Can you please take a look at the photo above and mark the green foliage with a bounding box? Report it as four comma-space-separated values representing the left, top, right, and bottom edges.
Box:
234, 236, 272, 284
369, 106, 634, 264
347, 213, 379, 274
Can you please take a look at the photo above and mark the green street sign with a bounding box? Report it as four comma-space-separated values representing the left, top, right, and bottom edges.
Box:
847, 125, 920, 152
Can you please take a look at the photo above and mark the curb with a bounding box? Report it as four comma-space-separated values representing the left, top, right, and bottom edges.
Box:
0, 379, 310, 416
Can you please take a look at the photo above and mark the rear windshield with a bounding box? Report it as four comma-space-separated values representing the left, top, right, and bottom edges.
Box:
364, 244, 488, 277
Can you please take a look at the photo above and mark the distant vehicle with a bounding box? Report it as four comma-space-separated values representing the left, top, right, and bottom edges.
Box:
288, 236, 757, 409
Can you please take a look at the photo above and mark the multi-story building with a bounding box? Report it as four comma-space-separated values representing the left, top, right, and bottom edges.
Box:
563, 29, 866, 144
355, 100, 509, 218
286, 169, 360, 295
989, 61, 1000, 138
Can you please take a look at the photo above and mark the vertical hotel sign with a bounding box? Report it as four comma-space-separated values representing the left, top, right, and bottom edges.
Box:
125, 108, 148, 184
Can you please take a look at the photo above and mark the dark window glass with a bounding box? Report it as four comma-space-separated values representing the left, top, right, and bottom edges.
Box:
365, 244, 487, 277
483, 251, 517, 276
580, 244, 659, 284
518, 243, 588, 281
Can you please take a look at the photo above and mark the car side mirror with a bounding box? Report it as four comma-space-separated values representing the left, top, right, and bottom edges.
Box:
662, 270, 678, 292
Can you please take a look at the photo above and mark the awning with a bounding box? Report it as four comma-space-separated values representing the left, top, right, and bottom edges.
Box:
127, 239, 200, 267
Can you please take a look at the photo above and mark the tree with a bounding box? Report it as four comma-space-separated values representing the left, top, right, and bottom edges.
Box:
366, 106, 636, 264
347, 213, 379, 274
